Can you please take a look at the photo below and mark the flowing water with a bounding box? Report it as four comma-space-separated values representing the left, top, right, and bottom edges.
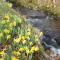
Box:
19, 7, 60, 38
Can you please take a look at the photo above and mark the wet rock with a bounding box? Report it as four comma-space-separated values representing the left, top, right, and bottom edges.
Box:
54, 36, 60, 46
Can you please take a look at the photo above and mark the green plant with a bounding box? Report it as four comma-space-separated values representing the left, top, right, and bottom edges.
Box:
0, 14, 45, 60
0, 1, 45, 60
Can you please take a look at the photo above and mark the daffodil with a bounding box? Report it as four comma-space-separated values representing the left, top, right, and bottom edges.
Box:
19, 48, 24, 52
25, 47, 30, 54
9, 23, 13, 28
0, 51, 5, 56
34, 46, 39, 51
35, 35, 38, 38
16, 51, 21, 56
1, 20, 6, 25
21, 36, 25, 40
9, 21, 16, 28
31, 46, 35, 51
29, 42, 33, 46
14, 38, 21, 43
7, 35, 11, 40
6, 19, 10, 23
39, 32, 43, 37
4, 15, 10, 20
4, 29, 10, 34
31, 46, 39, 52
18, 18, 22, 24
0, 33, 3, 37
25, 36, 30, 40
19, 35, 21, 39
12, 21, 16, 26
22, 40, 26, 44
27, 32, 31, 36
35, 35, 39, 41
0, 58, 4, 60
12, 56, 19, 60
13, 51, 21, 56
27, 28, 31, 32
7, 3, 12, 8
13, 51, 17, 55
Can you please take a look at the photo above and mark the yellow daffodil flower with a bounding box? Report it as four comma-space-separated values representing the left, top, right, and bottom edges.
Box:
25, 47, 30, 54
6, 19, 10, 23
35, 35, 39, 41
4, 15, 10, 20
7, 35, 11, 40
25, 36, 30, 40
27, 28, 31, 32
18, 18, 22, 23
21, 36, 25, 40
0, 58, 4, 60
14, 38, 21, 43
29, 42, 33, 46
4, 29, 10, 34
31, 46, 35, 51
12, 56, 19, 60
26, 49, 30, 54
19, 35, 21, 39
1, 20, 6, 25
35, 47, 39, 51
13, 51, 21, 56
0, 51, 5, 56
9, 23, 13, 28
12, 21, 16, 27
39, 32, 43, 37
35, 35, 38, 38
19, 48, 24, 52
22, 40, 26, 44
13, 51, 17, 55
35, 38, 38, 41
16, 51, 21, 56
31, 46, 39, 52
7, 3, 12, 8
0, 33, 3, 37
27, 32, 31, 36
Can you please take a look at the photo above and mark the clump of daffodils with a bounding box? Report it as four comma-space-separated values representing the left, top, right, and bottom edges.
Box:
0, 13, 44, 60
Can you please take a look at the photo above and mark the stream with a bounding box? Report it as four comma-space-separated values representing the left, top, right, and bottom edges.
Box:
14, 7, 60, 45
14, 7, 60, 57
18, 7, 60, 38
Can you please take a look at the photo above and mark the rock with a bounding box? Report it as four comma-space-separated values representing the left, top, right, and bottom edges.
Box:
54, 36, 60, 46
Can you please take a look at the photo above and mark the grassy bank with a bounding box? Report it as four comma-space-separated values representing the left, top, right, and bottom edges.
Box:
9, 0, 60, 20
0, 0, 45, 60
